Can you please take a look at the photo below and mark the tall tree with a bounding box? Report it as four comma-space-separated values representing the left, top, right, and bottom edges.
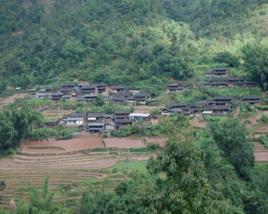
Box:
210, 118, 254, 180
241, 42, 268, 90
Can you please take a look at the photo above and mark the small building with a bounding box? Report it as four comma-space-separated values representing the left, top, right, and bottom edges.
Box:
205, 68, 229, 77
189, 102, 203, 113
96, 84, 107, 94
82, 94, 98, 102
36, 92, 51, 99
167, 83, 183, 93
39, 85, 53, 93
60, 83, 77, 95
80, 85, 96, 94
242, 96, 261, 105
166, 103, 189, 112
133, 92, 151, 104
64, 113, 86, 127
115, 111, 130, 120
129, 113, 150, 121
109, 95, 126, 104
211, 105, 232, 115
226, 77, 244, 86
212, 96, 233, 105
51, 92, 64, 101
87, 112, 104, 121
86, 121, 105, 133
238, 81, 257, 87
110, 86, 129, 95
115, 119, 134, 128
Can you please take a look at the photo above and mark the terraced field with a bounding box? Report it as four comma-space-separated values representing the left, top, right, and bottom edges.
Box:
0, 93, 28, 108
254, 143, 268, 162
0, 133, 154, 209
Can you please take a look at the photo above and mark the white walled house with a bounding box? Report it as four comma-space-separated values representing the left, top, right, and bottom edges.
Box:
129, 113, 150, 121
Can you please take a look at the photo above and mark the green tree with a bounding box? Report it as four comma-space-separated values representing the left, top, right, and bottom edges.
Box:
210, 118, 254, 180
147, 140, 214, 213
0, 112, 16, 152
241, 42, 268, 90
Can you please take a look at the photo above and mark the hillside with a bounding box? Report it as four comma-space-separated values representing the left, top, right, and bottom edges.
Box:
1, 1, 268, 213
0, 0, 267, 94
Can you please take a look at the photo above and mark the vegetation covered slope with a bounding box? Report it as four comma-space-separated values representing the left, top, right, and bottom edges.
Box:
0, 0, 267, 93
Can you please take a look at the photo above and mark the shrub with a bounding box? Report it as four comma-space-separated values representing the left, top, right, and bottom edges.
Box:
213, 52, 240, 67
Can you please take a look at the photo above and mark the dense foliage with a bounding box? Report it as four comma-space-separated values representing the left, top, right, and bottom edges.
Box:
242, 41, 268, 90
0, 107, 42, 154
0, 0, 267, 94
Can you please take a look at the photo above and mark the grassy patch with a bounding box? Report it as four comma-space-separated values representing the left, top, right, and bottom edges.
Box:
105, 160, 148, 175
259, 135, 268, 149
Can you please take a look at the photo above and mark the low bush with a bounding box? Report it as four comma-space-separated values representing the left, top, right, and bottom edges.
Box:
30, 127, 79, 141
260, 135, 268, 149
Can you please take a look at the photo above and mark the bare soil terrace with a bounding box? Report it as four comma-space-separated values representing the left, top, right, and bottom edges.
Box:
0, 132, 154, 208
0, 93, 28, 108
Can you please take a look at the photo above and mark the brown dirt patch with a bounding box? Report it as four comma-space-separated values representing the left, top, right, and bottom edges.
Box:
254, 126, 268, 134
0, 93, 28, 107
254, 143, 268, 162
104, 137, 145, 149
22, 132, 104, 154
145, 137, 166, 147
189, 116, 207, 129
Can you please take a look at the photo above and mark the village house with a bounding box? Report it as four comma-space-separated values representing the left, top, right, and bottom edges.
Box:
86, 121, 105, 133
77, 94, 98, 102
203, 81, 228, 87
114, 111, 133, 128
210, 105, 232, 115
242, 96, 261, 105
129, 89, 141, 95
115, 118, 134, 128
205, 68, 229, 77
212, 96, 233, 105
129, 113, 151, 121
39, 85, 53, 93
63, 113, 86, 127
163, 103, 192, 116
189, 102, 204, 113
60, 83, 77, 95
166, 103, 189, 112
167, 83, 183, 93
96, 84, 107, 94
80, 85, 96, 95
110, 86, 130, 96
36, 92, 51, 99
35, 85, 53, 99
238, 81, 257, 87
109, 94, 127, 104
84, 94, 98, 102
87, 112, 104, 121
51, 92, 64, 101
132, 92, 151, 104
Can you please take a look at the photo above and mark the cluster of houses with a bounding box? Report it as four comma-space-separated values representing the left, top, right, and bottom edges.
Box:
60, 111, 151, 135
162, 96, 261, 116
33, 83, 152, 105
203, 68, 257, 88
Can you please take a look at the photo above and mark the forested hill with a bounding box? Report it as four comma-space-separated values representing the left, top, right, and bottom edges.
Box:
0, 0, 267, 92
